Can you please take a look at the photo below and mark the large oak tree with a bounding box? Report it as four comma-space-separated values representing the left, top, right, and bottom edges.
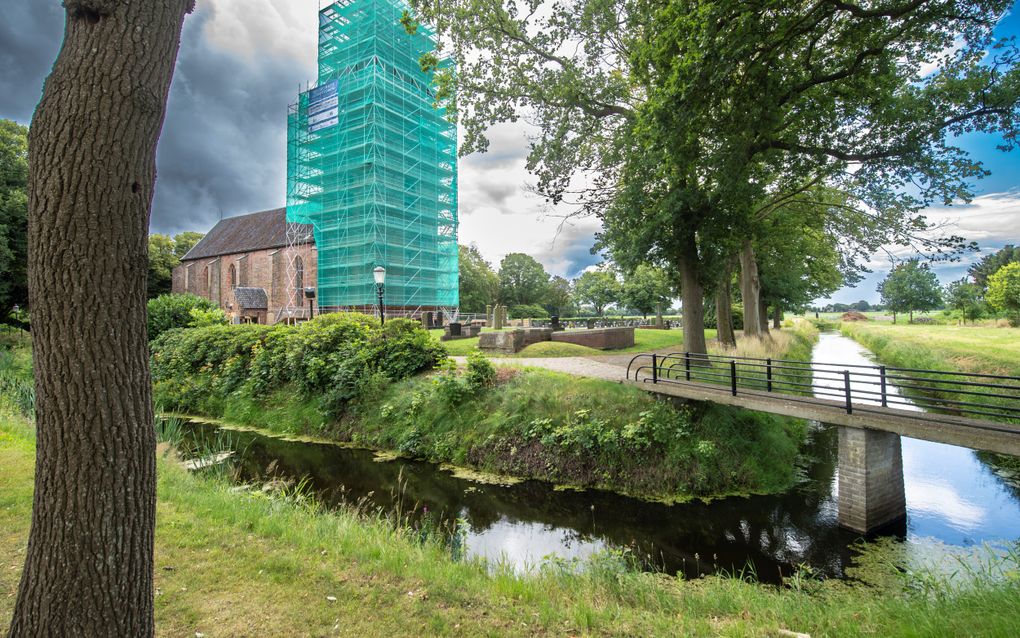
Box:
9, 1, 193, 636
413, 0, 1018, 354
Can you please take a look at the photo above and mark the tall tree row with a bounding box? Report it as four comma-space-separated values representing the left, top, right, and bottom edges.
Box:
413, 0, 1019, 353
10, 2, 193, 636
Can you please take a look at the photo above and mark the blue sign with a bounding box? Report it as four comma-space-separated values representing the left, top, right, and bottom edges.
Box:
307, 80, 340, 133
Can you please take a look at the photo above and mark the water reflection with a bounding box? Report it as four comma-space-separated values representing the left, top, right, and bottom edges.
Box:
178, 333, 1020, 578
812, 332, 1020, 545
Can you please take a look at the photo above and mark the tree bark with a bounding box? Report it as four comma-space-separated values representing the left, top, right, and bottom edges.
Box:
10, 2, 191, 637
738, 239, 762, 338
715, 267, 736, 348
759, 298, 770, 335
773, 304, 782, 329
678, 233, 708, 356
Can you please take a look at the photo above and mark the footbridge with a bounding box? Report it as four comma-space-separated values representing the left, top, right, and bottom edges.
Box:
625, 352, 1020, 533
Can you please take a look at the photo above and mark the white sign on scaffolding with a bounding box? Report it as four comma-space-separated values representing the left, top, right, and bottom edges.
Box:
308, 79, 339, 133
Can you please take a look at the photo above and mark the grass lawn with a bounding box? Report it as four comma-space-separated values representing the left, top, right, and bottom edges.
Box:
431, 327, 715, 358
839, 321, 1020, 377
3, 415, 1020, 637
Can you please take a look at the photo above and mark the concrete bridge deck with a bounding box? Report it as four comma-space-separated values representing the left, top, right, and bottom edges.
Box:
458, 355, 1020, 456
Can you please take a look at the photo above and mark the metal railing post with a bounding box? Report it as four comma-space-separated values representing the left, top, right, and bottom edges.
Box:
730, 360, 738, 396
880, 366, 887, 407
844, 370, 852, 415
685, 352, 691, 381
652, 353, 658, 384
766, 358, 773, 392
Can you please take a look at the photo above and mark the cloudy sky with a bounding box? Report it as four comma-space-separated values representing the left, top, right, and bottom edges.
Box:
1, 1, 1017, 303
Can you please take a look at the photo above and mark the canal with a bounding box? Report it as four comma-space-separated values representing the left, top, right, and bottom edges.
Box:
178, 332, 1020, 581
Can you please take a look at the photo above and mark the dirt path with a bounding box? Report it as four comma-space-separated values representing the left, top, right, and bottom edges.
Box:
451, 355, 637, 382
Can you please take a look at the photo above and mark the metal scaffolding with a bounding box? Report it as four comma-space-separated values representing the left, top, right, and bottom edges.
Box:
284, 0, 458, 319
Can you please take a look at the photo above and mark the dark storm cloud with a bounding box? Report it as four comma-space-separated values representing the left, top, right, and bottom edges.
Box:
0, 2, 308, 237
0, 3, 63, 123
152, 7, 310, 235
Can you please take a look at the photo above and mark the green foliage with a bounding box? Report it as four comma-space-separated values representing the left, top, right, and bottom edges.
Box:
0, 337, 33, 418
944, 278, 985, 324
187, 306, 228, 328
573, 269, 622, 316
621, 264, 672, 318
703, 302, 744, 331
354, 369, 807, 499
147, 231, 206, 299
970, 245, 1020, 289
0, 119, 28, 326
878, 259, 943, 323
464, 350, 495, 388
147, 293, 222, 341
151, 313, 447, 422
987, 261, 1020, 325
457, 244, 498, 313
510, 303, 549, 319
497, 252, 550, 306
418, 0, 1018, 355
543, 275, 574, 316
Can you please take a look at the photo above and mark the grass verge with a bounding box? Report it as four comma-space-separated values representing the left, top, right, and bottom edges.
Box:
2, 414, 1020, 637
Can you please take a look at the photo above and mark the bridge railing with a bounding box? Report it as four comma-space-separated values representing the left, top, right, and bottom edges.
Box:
625, 352, 1020, 424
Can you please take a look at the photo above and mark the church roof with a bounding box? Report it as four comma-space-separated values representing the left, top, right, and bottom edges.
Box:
234, 287, 269, 310
181, 208, 313, 261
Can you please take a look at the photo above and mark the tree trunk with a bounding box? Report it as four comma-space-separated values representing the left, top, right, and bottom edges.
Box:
773, 304, 782, 329
715, 267, 736, 348
909, 309, 914, 323
678, 233, 708, 356
10, 3, 192, 637
738, 239, 762, 338
759, 298, 770, 335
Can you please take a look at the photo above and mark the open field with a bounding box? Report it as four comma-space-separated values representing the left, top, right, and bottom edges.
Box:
839, 321, 1020, 377
430, 327, 716, 357
3, 414, 1020, 637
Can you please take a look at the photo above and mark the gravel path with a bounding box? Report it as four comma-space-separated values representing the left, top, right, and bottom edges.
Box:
451, 355, 636, 382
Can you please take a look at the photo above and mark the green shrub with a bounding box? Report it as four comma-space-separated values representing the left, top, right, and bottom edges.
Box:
464, 351, 496, 388
151, 312, 447, 420
510, 303, 550, 319
147, 293, 224, 341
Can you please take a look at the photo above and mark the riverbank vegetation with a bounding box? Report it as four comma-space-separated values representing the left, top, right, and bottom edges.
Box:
2, 412, 1019, 637
150, 314, 820, 501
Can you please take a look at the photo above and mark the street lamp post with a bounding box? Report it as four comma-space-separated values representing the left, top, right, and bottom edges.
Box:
373, 265, 386, 325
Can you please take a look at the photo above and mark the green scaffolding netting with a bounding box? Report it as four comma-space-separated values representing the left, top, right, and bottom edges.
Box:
286, 0, 458, 311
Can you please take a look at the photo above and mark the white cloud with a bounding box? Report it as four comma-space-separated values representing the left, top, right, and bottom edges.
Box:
457, 122, 601, 278
200, 0, 319, 72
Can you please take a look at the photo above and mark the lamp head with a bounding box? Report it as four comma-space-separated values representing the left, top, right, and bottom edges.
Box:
373, 265, 386, 286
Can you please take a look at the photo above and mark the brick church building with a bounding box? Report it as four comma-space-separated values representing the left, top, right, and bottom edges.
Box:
171, 208, 317, 324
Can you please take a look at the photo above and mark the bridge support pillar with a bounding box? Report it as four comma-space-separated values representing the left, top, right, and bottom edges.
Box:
837, 426, 906, 533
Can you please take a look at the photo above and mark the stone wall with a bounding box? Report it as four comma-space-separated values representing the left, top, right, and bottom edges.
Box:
551, 327, 635, 349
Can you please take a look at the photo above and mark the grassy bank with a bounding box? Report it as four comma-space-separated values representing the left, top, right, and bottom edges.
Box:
839, 322, 1020, 377
3, 415, 1020, 637
154, 322, 819, 502
161, 367, 808, 502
